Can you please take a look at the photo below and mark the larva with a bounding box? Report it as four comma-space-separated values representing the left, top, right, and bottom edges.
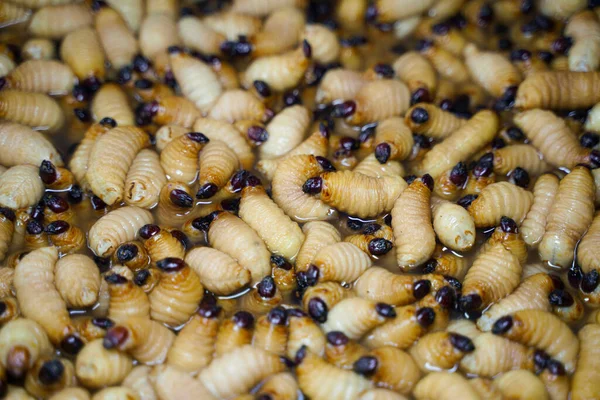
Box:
150, 364, 216, 400
322, 298, 395, 340
302, 24, 340, 64
372, 117, 413, 163
255, 372, 298, 400
94, 5, 138, 70
0, 2, 30, 28
316, 69, 367, 104
419, 41, 470, 84
154, 125, 187, 153
260, 105, 310, 160
204, 11, 261, 40
238, 275, 283, 314
156, 182, 197, 227
231, 0, 305, 16
325, 330, 369, 369
139, 13, 180, 61
295, 221, 340, 273
75, 339, 133, 389
494, 370, 549, 400
72, 316, 114, 342
432, 162, 467, 201
358, 389, 408, 400
198, 345, 285, 399
215, 311, 254, 356
481, 217, 528, 265
513, 109, 596, 168
354, 346, 421, 395
0, 165, 44, 209
194, 117, 255, 169
54, 254, 100, 308
463, 44, 522, 97
491, 309, 578, 373
88, 206, 154, 258
5, 385, 36, 399
345, 79, 411, 125
122, 366, 155, 400
286, 309, 325, 359
39, 160, 74, 191
91, 84, 135, 127
185, 247, 250, 296
467, 182, 534, 227
572, 324, 600, 400
86, 126, 150, 205
124, 149, 166, 209
29, 4, 92, 39
178, 16, 225, 56
578, 212, 600, 274
492, 144, 550, 176
0, 90, 64, 133
2, 60, 74, 95
521, 173, 560, 247
344, 222, 394, 257
104, 317, 175, 365
515, 71, 600, 110
137, 96, 201, 129
310, 242, 372, 284
132, 80, 174, 104
105, 274, 150, 321
302, 281, 354, 322
353, 153, 404, 179
0, 318, 53, 379
539, 166, 595, 269
417, 110, 499, 178
413, 371, 480, 400
104, 0, 142, 32
410, 330, 475, 373
160, 132, 208, 184
392, 176, 436, 269
60, 27, 105, 82
0, 210, 16, 261
24, 219, 48, 251
0, 53, 15, 80
251, 6, 305, 57
392, 51, 436, 99
431, 197, 476, 252
0, 268, 14, 298
405, 103, 466, 140
197, 140, 239, 199
538, 0, 586, 19
69, 121, 113, 187
252, 307, 288, 355
0, 296, 20, 324
565, 10, 600, 72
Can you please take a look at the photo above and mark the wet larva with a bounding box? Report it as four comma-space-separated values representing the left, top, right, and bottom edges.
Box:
346, 79, 411, 125
0, 318, 53, 379
310, 242, 372, 284
39, 160, 74, 191
86, 126, 150, 205
48, 387, 90, 400
572, 324, 600, 400
69, 121, 112, 188
260, 105, 310, 160
132, 80, 174, 104
138, 13, 180, 61
515, 71, 600, 110
252, 307, 288, 355
302, 24, 340, 64
431, 198, 476, 252
564, 10, 600, 72
405, 103, 466, 140
0, 53, 15, 79
24, 219, 48, 251
539, 369, 569, 400
28, 4, 92, 39
194, 117, 254, 169
413, 371, 480, 400
178, 16, 225, 56
251, 6, 305, 57
0, 296, 20, 325
432, 163, 466, 201
371, 117, 413, 163
3, 60, 74, 95
215, 311, 255, 356
467, 181, 534, 227
140, 95, 201, 129
494, 370, 549, 400
392, 51, 436, 98
296, 347, 373, 400
552, 288, 585, 324
316, 69, 367, 104
254, 372, 298, 400
25, 356, 76, 399
91, 84, 135, 127
140, 225, 185, 264
72, 316, 114, 342
197, 140, 239, 199
105, 274, 150, 321
392, 176, 435, 269
324, 330, 369, 369
146, 0, 178, 18
419, 41, 470, 84
124, 149, 166, 209
198, 345, 285, 399
0, 165, 43, 213
463, 44, 522, 97
0, 2, 30, 29
344, 223, 394, 257
538, 0, 586, 19
21, 38, 55, 61
211, 90, 269, 124
238, 276, 283, 315
577, 212, 600, 274
94, 6, 137, 71
0, 90, 64, 133
0, 267, 14, 298
75, 339, 132, 389
539, 166, 595, 269
286, 309, 325, 359
322, 298, 394, 340
156, 182, 197, 227
88, 206, 154, 258
477, 272, 557, 331
481, 218, 528, 265
353, 153, 405, 179
54, 254, 100, 309
302, 281, 354, 322
60, 27, 105, 83
149, 258, 203, 327
514, 109, 596, 168
160, 132, 208, 184
104, 317, 175, 365
6, 385, 36, 399
355, 346, 421, 395
185, 247, 250, 296
491, 309, 578, 373
150, 364, 216, 400
492, 144, 550, 176
153, 125, 187, 153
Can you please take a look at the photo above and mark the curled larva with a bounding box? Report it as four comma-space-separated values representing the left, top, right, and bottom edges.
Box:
417, 110, 499, 178
393, 51, 436, 98
88, 206, 154, 257
194, 117, 254, 169
105, 274, 150, 321
296, 347, 373, 400
346, 79, 411, 125
539, 166, 595, 269
287, 309, 325, 359
0, 90, 64, 133
203, 11, 261, 40
344, 223, 394, 257
467, 182, 534, 227
405, 103, 466, 140
481, 218, 528, 265
150, 364, 216, 400
215, 311, 254, 356
104, 317, 175, 365
494, 370, 549, 400
302, 281, 354, 322
565, 10, 600, 72
251, 6, 305, 57
2, 60, 74, 95
460, 241, 522, 312
414, 371, 480, 400
295, 221, 340, 273
322, 298, 395, 340
239, 185, 304, 261
29, 4, 92, 39
316, 69, 367, 104
138, 96, 201, 129
310, 242, 372, 284
301, 24, 340, 64
185, 247, 250, 296
124, 149, 166, 209
521, 174, 560, 247
94, 6, 137, 70
0, 318, 53, 379
0, 165, 43, 212
491, 309, 578, 373
60, 27, 105, 82
54, 254, 100, 308
75, 339, 132, 389
392, 176, 435, 269
260, 105, 310, 160
515, 71, 600, 110
208, 89, 269, 123
419, 41, 469, 84
538, 0, 586, 19
86, 126, 150, 205
463, 44, 521, 97
252, 307, 288, 355
156, 182, 197, 227
477, 273, 557, 331
572, 324, 600, 400
372, 117, 413, 163
91, 84, 135, 127
168, 49, 222, 113
410, 331, 475, 372
431, 198, 476, 252
24, 219, 48, 251
513, 109, 595, 168
48, 388, 90, 400
197, 140, 239, 199
21, 39, 55, 61
199, 345, 285, 399
138, 13, 180, 61
69, 121, 112, 187
178, 16, 225, 56
492, 144, 550, 176
160, 132, 208, 184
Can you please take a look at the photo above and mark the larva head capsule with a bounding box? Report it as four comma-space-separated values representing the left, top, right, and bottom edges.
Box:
415, 307, 436, 327
139, 224, 160, 240
169, 189, 194, 208
581, 270, 600, 293
135, 101, 159, 126
458, 293, 482, 312
246, 126, 269, 145
413, 280, 432, 300
156, 257, 186, 273
410, 107, 429, 124
449, 333, 475, 352
102, 325, 129, 349
491, 315, 514, 334
332, 101, 356, 119
302, 177, 323, 195
548, 289, 575, 307
267, 306, 288, 326
37, 359, 64, 385
253, 80, 272, 98
308, 297, 328, 323
59, 335, 84, 356
500, 216, 519, 233
375, 143, 392, 164
353, 356, 378, 377
197, 302, 221, 319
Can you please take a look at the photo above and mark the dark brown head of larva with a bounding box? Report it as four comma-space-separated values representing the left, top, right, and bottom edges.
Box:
232, 311, 255, 329
45, 220, 70, 235
116, 243, 139, 263
104, 273, 128, 285
302, 177, 323, 195
247, 126, 269, 144
39, 160, 57, 185
375, 142, 392, 164
500, 216, 518, 233
449, 333, 475, 352
38, 359, 65, 385
139, 224, 160, 240
156, 257, 186, 273
186, 131, 209, 144
170, 189, 194, 208
458, 293, 482, 312
410, 106, 429, 124
103, 326, 129, 349
191, 211, 221, 232
196, 183, 219, 199
135, 101, 159, 126
0, 207, 15, 222
60, 334, 84, 355
492, 315, 514, 335
353, 356, 378, 377
307, 297, 328, 323
197, 302, 221, 319
332, 100, 356, 118
368, 238, 393, 256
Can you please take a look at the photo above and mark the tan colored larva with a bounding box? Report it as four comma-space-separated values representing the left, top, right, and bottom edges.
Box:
344, 223, 394, 257
0, 267, 15, 298
494, 370, 549, 400
0, 165, 43, 210
405, 103, 466, 140
374, 0, 436, 22
251, 6, 305, 57
91, 386, 140, 400
86, 126, 150, 205
346, 79, 411, 125
48, 387, 90, 400
286, 309, 325, 359
302, 281, 354, 319
310, 242, 372, 284
211, 89, 269, 124
539, 166, 595, 269
463, 44, 521, 97
60, 27, 105, 82
72, 316, 114, 342
69, 121, 111, 187
354, 346, 419, 395
301, 24, 340, 64
145, 95, 202, 128
178, 16, 225, 56
393, 51, 436, 97
491, 309, 578, 373
197, 140, 239, 199
140, 226, 185, 265
132, 80, 174, 104
215, 311, 255, 356
29, 4, 92, 39
145, 0, 178, 18
0, 318, 53, 379
324, 331, 369, 369
538, 0, 586, 18
254, 372, 298, 400
105, 274, 150, 321
372, 117, 414, 163
492, 144, 550, 176
138, 13, 180, 61
160, 132, 208, 184
353, 153, 404, 179
322, 298, 393, 340
94, 6, 137, 70
0, 90, 64, 133
572, 324, 600, 400
21, 38, 55, 61
75, 339, 133, 389
578, 212, 600, 274
252, 308, 288, 356
88, 206, 154, 258
296, 348, 373, 400
0, 208, 14, 262
358, 389, 408, 400
124, 149, 166, 209
316, 69, 367, 104
419, 42, 470, 84
91, 84, 135, 127
230, 0, 306, 16
414, 371, 480, 400
467, 182, 534, 227
185, 247, 250, 296
410, 331, 474, 372
203, 10, 261, 41
54, 254, 100, 309
516, 71, 600, 110
122, 366, 156, 400
199, 345, 285, 399
432, 164, 465, 201
156, 181, 197, 228
0, 1, 30, 29
392, 176, 435, 269
260, 105, 310, 160
150, 364, 216, 400
194, 117, 255, 169
431, 197, 475, 252
238, 277, 283, 315
481, 219, 528, 265
564, 10, 600, 72
3, 60, 74, 95
154, 124, 187, 153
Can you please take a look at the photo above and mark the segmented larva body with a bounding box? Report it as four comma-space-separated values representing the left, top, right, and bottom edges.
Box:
91, 84, 134, 127
185, 247, 250, 296
106, 275, 150, 321
160, 132, 207, 184
75, 339, 133, 389
215, 312, 255, 356
0, 318, 53, 379
0, 209, 15, 262
477, 273, 556, 331
0, 165, 44, 209
122, 366, 155, 400
252, 6, 305, 57
204, 11, 261, 40
417, 110, 499, 178
0, 53, 15, 78
295, 221, 340, 272
255, 372, 298, 400
481, 223, 528, 265
302, 281, 354, 316
198, 140, 239, 197
538, 0, 587, 19
87, 126, 150, 205
468, 182, 534, 227
413, 371, 480, 400
514, 109, 593, 168
0, 1, 30, 28
515, 71, 600, 110
4, 60, 74, 95
242, 45, 310, 92
154, 125, 186, 153
199, 345, 285, 399
353, 153, 404, 179
393, 51, 436, 95
494, 370, 549, 400
261, 105, 310, 160
0, 267, 14, 297
141, 228, 185, 265
322, 298, 391, 339
565, 11, 600, 72
374, 0, 436, 22
92, 386, 141, 400
231, 0, 305, 16
208, 89, 268, 123
325, 331, 369, 369
94, 6, 137, 70
88, 206, 154, 257
208, 212, 271, 284
494, 311, 579, 373
463, 44, 522, 97
106, 317, 175, 365
405, 103, 466, 140
296, 349, 373, 400
358, 346, 421, 394
151, 364, 216, 400
54, 254, 100, 309
358, 389, 408, 400
152, 96, 201, 128
124, 149, 166, 209
316, 69, 367, 104
432, 197, 476, 252
539, 166, 595, 269
29, 4, 92, 39
373, 117, 413, 162
138, 13, 180, 61
311, 242, 372, 283
194, 118, 254, 169
347, 79, 411, 125
287, 310, 325, 358
572, 324, 600, 400
493, 144, 550, 176
252, 310, 288, 355
60, 27, 105, 81
302, 24, 340, 64
420, 43, 470, 84
48, 388, 90, 400
392, 177, 435, 269
178, 16, 224, 56
578, 212, 600, 274
69, 122, 111, 187
409, 331, 474, 372
0, 90, 64, 133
